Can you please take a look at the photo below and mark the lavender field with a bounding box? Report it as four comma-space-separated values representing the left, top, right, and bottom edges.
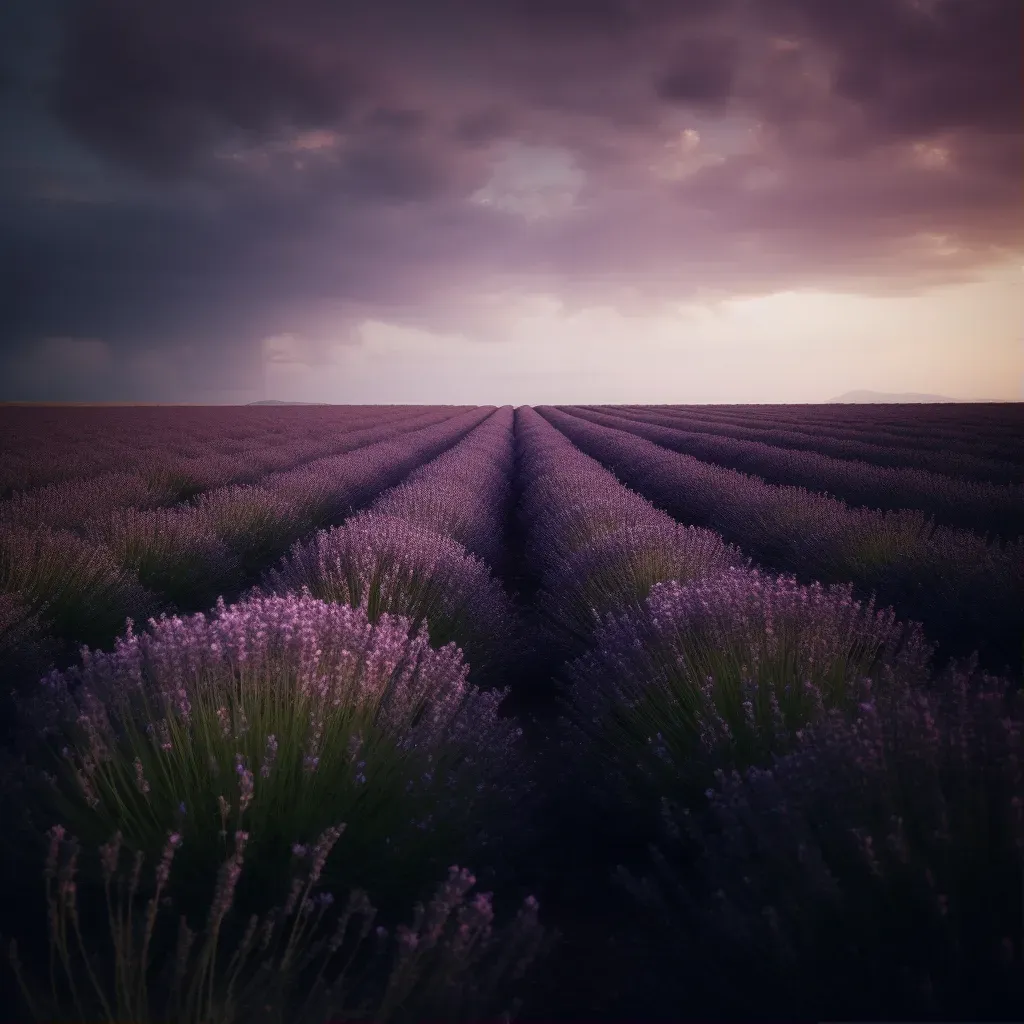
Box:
1, 403, 1022, 1022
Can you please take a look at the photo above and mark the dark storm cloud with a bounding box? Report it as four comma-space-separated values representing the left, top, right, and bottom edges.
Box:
771, 0, 1021, 137
453, 106, 518, 147
656, 36, 739, 107
1, 0, 1020, 399
33, 0, 1024, 174
54, 0, 367, 179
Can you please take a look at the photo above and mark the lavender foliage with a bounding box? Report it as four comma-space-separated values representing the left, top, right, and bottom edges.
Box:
617, 402, 1024, 475
8, 825, 548, 1024
0, 523, 154, 651
15, 591, 523, 915
541, 405, 1024, 672
0, 471, 181, 534
539, 521, 748, 650
87, 507, 243, 609
192, 485, 315, 577
576, 404, 1024, 536
369, 407, 515, 566
618, 664, 1024, 1019
565, 566, 933, 808
262, 513, 515, 683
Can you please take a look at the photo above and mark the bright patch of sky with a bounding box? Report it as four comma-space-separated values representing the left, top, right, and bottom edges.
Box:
258, 259, 1023, 405
470, 142, 586, 220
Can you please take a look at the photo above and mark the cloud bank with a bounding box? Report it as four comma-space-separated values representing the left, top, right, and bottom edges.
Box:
1, 0, 1020, 400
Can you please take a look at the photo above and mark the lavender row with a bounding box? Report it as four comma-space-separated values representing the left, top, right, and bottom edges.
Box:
541, 406, 1024, 673
369, 405, 516, 566
0, 407, 455, 534
612, 405, 1022, 483
514, 407, 747, 658
0, 406, 426, 514
0, 407, 492, 658
632, 400, 1024, 437
532, 419, 1023, 1015
0, 405, 343, 494
0, 404, 411, 482
515, 413, 991, 1016
668, 400, 1024, 436
0, 406, 443, 511
626, 403, 1024, 470
261, 408, 518, 683
570, 405, 1024, 537
108, 405, 493, 604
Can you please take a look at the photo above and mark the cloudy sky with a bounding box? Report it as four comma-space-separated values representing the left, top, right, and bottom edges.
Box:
1, 0, 1021, 404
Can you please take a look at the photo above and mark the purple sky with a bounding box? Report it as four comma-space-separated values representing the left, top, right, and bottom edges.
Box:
1, 0, 1021, 403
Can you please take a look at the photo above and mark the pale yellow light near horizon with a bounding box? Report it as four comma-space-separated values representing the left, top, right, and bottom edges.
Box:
263, 258, 1024, 405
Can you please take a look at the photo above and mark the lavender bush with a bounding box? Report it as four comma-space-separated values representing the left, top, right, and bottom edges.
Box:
262, 514, 516, 683
0, 471, 182, 534
617, 663, 1024, 1019
6, 823, 548, 1023
192, 485, 315, 579
538, 521, 748, 649
13, 592, 524, 922
88, 507, 243, 610
0, 523, 154, 651
522, 471, 672, 569
564, 567, 933, 809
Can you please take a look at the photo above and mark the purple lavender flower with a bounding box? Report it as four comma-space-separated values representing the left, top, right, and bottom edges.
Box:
369, 407, 514, 566
86, 506, 242, 608
17, 590, 522, 913
539, 521, 748, 648
0, 522, 154, 650
259, 733, 279, 778
262, 513, 516, 682
565, 565, 933, 803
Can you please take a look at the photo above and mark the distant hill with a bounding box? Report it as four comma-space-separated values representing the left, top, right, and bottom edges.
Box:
247, 400, 323, 405
827, 390, 993, 404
